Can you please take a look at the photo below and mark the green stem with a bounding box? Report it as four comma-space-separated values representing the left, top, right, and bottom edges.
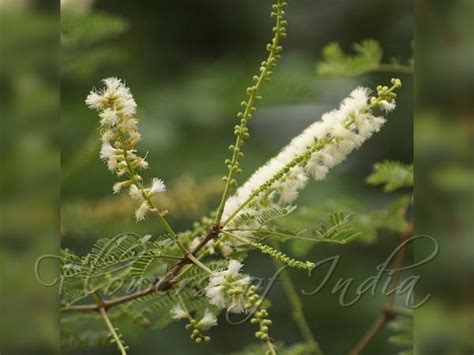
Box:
93, 293, 128, 355
225, 228, 350, 244
271, 243, 323, 354
266, 340, 278, 355
223, 231, 314, 270
121, 146, 187, 254
187, 253, 213, 274
214, 0, 287, 224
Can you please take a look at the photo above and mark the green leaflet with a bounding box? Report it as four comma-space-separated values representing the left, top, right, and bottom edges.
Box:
367, 160, 414, 192
231, 205, 297, 229
110, 258, 241, 330
260, 195, 412, 257
314, 211, 361, 243
316, 39, 382, 76
388, 316, 414, 355
60, 233, 175, 305
62, 11, 129, 79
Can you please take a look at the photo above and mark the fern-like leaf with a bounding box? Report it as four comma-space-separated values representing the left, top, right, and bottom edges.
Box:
315, 211, 361, 243
388, 315, 413, 354
60, 233, 175, 305
366, 161, 414, 192
232, 205, 297, 229
316, 39, 382, 76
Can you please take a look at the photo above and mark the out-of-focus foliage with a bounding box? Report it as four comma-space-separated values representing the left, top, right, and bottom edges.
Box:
316, 39, 383, 76
415, 0, 474, 354
61, 174, 223, 240
366, 160, 414, 192
388, 316, 414, 355
316, 39, 413, 77
61, 10, 128, 79
0, 2, 59, 354
281, 194, 411, 258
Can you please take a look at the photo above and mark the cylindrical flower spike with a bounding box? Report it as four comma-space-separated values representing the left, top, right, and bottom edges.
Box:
86, 78, 167, 222
222, 80, 401, 226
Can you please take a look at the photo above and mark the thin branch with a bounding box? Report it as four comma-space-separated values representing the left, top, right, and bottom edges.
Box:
121, 145, 187, 254
266, 340, 278, 355
349, 223, 413, 355
350, 314, 387, 355
225, 228, 351, 244
61, 224, 221, 313
93, 293, 128, 355
214, 0, 287, 224
272, 247, 323, 355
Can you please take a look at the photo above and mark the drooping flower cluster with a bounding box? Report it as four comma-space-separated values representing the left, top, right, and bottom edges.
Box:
86, 78, 166, 221
205, 260, 251, 313
205, 260, 274, 345
222, 79, 401, 225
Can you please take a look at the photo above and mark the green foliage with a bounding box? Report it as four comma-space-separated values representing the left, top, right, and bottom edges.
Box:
366, 161, 414, 192
316, 39, 382, 76
232, 205, 297, 229
270, 195, 411, 257
313, 211, 361, 243
60, 233, 175, 305
388, 316, 414, 355
61, 12, 128, 48
61, 11, 129, 78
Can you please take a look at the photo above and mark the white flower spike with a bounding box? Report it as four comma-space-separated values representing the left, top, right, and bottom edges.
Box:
86, 78, 168, 222
222, 82, 400, 225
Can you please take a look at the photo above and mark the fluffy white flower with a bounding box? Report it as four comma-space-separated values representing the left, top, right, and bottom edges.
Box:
222, 87, 393, 223
128, 184, 143, 200
198, 309, 218, 328
205, 284, 226, 308
103, 77, 122, 92
170, 304, 188, 320
86, 78, 163, 222
85, 90, 104, 109
229, 294, 246, 313
226, 260, 243, 277
99, 108, 118, 126
101, 77, 137, 117
205, 260, 250, 313
379, 100, 396, 112
99, 142, 117, 161
135, 157, 149, 170
149, 178, 166, 195
112, 181, 129, 194
135, 201, 150, 221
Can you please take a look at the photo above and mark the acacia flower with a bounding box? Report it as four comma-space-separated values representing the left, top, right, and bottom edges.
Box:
149, 178, 166, 195
205, 260, 251, 313
170, 304, 189, 320
222, 80, 401, 225
197, 309, 218, 329
86, 78, 167, 221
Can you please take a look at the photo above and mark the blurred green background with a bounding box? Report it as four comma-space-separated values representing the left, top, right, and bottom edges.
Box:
0, 0, 472, 354
60, 1, 413, 354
